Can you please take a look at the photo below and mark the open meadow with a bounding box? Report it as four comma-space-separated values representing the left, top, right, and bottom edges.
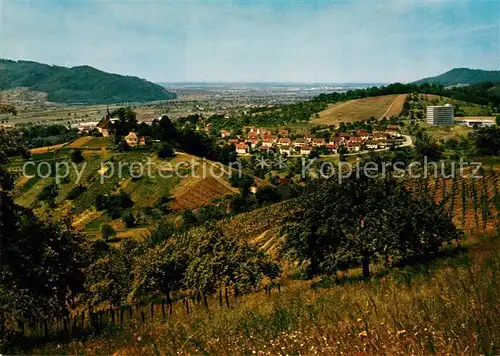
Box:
312, 94, 408, 125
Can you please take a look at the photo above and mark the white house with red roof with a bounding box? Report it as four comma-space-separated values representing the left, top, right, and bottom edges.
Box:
247, 126, 259, 134
262, 136, 274, 148
347, 141, 361, 152
326, 143, 338, 154
247, 138, 259, 148
236, 143, 250, 155
300, 146, 313, 155
357, 129, 370, 140
279, 145, 292, 156
348, 136, 362, 145
294, 138, 306, 147
278, 137, 292, 146
260, 129, 272, 137
312, 138, 326, 147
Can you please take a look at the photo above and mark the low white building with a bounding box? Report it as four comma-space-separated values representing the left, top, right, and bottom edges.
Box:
455, 117, 495, 127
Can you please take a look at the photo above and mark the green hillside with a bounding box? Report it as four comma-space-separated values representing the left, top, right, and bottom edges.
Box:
0, 59, 176, 104
413, 68, 500, 86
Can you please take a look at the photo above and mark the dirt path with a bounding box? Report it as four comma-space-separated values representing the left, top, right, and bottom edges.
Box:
380, 94, 408, 119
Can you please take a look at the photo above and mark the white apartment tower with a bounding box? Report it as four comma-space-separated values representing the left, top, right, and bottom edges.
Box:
426, 104, 454, 125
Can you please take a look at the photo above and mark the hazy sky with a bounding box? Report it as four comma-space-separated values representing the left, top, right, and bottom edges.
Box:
1, 0, 499, 83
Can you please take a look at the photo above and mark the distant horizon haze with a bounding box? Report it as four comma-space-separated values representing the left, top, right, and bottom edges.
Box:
2, 0, 498, 83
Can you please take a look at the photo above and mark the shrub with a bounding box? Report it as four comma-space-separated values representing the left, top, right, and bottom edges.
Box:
100, 224, 116, 242
157, 143, 175, 159
70, 149, 84, 163
67, 184, 86, 200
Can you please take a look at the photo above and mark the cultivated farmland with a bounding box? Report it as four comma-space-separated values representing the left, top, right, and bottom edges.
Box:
312, 94, 408, 125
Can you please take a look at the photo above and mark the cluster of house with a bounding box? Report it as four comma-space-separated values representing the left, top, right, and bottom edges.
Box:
222, 125, 403, 156
95, 116, 149, 148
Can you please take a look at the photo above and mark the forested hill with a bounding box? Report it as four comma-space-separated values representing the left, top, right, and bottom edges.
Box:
413, 68, 500, 86
0, 59, 176, 104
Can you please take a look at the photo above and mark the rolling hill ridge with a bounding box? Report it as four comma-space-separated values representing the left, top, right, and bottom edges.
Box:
0, 59, 177, 104
413, 68, 500, 86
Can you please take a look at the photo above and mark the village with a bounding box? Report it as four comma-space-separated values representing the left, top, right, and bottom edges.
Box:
213, 124, 407, 157
82, 112, 408, 157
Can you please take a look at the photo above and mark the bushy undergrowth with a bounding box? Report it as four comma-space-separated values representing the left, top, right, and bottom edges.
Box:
27, 234, 500, 355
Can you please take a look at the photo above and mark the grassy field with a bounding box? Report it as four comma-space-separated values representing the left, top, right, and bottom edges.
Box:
312, 94, 407, 125
420, 123, 472, 141
24, 230, 500, 355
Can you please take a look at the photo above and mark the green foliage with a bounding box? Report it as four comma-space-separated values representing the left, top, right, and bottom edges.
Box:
412, 68, 500, 86
37, 182, 59, 206
469, 126, 500, 156
197, 205, 227, 222
229, 174, 254, 195
66, 184, 86, 200
95, 192, 133, 219
70, 149, 84, 163
0, 129, 29, 191
123, 212, 136, 228
0, 194, 86, 342
100, 223, 116, 242
0, 59, 176, 104
157, 143, 175, 159
315, 82, 500, 109
111, 107, 138, 137
256, 186, 281, 206
207, 100, 328, 131
181, 210, 199, 229
183, 227, 280, 299
117, 140, 131, 152
414, 130, 443, 162
130, 241, 188, 306
155, 116, 177, 142
83, 239, 141, 308
18, 124, 78, 149
282, 173, 462, 278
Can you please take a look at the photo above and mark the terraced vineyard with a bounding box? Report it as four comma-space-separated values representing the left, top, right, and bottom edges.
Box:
416, 168, 500, 233
216, 170, 500, 255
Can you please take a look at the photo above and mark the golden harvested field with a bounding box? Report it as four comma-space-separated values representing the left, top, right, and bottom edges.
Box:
68, 136, 92, 148
68, 136, 111, 149
312, 94, 407, 125
170, 176, 237, 211
29, 142, 67, 154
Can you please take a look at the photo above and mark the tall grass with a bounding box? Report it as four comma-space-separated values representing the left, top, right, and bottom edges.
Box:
26, 234, 500, 355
